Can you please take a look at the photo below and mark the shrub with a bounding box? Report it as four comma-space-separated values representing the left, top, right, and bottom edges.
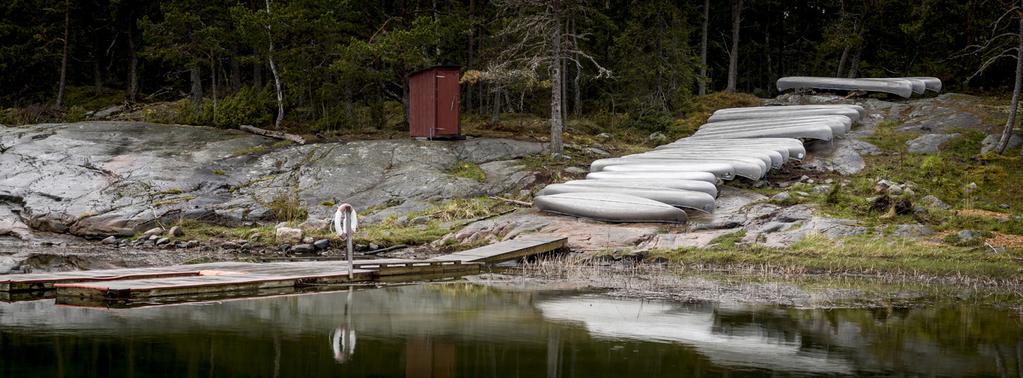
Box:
269, 191, 308, 222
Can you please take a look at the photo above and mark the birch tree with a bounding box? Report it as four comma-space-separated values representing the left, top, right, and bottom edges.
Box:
725, 0, 742, 92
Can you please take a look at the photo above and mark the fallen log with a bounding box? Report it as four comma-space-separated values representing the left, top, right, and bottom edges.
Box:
240, 124, 306, 144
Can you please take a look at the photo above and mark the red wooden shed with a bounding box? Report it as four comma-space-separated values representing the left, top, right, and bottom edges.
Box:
408, 65, 462, 139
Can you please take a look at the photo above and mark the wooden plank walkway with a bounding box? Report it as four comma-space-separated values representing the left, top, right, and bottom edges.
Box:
0, 235, 567, 306
431, 235, 567, 263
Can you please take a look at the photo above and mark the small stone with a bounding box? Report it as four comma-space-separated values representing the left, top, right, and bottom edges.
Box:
302, 236, 314, 244
753, 180, 768, 189
806, 179, 815, 184
799, 175, 810, 182
142, 227, 164, 238
155, 237, 170, 246
275, 226, 304, 244
919, 195, 951, 210
1000, 203, 1010, 209
824, 178, 834, 184
291, 244, 316, 254
795, 191, 809, 197
770, 192, 791, 202
587, 147, 610, 157
101, 236, 118, 244
874, 179, 893, 194
889, 185, 904, 195
313, 239, 330, 250
148, 234, 160, 241
223, 241, 241, 249
369, 243, 380, 250
298, 218, 331, 232
410, 215, 431, 225
957, 230, 983, 244
965, 182, 978, 193
811, 184, 832, 194
564, 167, 588, 175
168, 226, 184, 237
596, 132, 612, 141
647, 132, 668, 144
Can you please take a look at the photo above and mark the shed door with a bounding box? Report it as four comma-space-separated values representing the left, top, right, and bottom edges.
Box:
434, 70, 460, 135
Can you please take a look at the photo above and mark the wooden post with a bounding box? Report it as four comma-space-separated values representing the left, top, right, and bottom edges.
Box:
345, 207, 354, 279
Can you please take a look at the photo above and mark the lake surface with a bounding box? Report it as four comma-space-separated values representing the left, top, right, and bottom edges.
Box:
1, 283, 1021, 377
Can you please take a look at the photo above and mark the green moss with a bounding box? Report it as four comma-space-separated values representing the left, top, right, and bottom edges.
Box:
211, 169, 226, 176
448, 161, 487, 182
155, 188, 184, 195
708, 230, 746, 248
230, 145, 269, 157
170, 219, 275, 242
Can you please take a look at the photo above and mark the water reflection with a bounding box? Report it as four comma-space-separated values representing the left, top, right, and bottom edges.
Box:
0, 283, 1020, 377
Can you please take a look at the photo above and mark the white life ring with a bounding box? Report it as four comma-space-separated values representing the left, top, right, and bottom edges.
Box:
333, 203, 358, 240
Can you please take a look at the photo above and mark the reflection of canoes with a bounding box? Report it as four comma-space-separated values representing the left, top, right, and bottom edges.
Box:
657, 138, 805, 159
534, 192, 688, 223
591, 157, 766, 179
713, 104, 865, 118
585, 170, 719, 183
707, 109, 861, 123
562, 179, 718, 197
777, 76, 914, 98
698, 117, 850, 135
538, 184, 716, 213
629, 149, 782, 169
906, 76, 942, 92
688, 124, 835, 141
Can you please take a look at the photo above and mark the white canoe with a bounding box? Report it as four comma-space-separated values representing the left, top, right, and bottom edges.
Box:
714, 104, 865, 118
707, 108, 861, 123
562, 179, 718, 197
861, 78, 925, 94
591, 157, 766, 179
585, 171, 719, 183
538, 184, 716, 213
698, 118, 850, 135
777, 76, 914, 98
689, 124, 835, 141
631, 149, 782, 168
906, 77, 942, 92
659, 138, 805, 159
601, 163, 738, 181
534, 192, 687, 223
700, 115, 853, 131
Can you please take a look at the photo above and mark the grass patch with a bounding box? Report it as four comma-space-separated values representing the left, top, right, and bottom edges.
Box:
230, 145, 269, 157
654, 234, 1023, 279
354, 196, 516, 247
169, 219, 275, 242
448, 161, 487, 182
268, 191, 308, 222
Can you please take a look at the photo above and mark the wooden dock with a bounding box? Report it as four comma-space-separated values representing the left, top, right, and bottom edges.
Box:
0, 235, 566, 307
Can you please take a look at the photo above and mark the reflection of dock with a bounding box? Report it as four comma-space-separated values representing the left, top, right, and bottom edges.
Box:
0, 235, 566, 307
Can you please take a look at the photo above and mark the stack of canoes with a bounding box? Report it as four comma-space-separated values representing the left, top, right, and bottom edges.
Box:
777, 76, 942, 98
533, 104, 865, 224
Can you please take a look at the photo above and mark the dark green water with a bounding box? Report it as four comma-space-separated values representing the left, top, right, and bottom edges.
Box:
1, 283, 1021, 377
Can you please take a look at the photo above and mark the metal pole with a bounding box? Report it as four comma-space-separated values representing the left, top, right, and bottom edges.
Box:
346, 207, 354, 279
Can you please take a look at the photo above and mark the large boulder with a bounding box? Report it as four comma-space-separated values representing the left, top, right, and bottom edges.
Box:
906, 133, 960, 154
0, 122, 543, 237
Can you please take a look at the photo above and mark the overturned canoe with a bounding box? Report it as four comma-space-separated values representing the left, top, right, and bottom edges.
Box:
585, 170, 719, 183
906, 77, 942, 92
777, 76, 914, 98
538, 184, 716, 213
534, 192, 688, 223
713, 104, 865, 118
659, 138, 805, 159
861, 78, 925, 94
562, 179, 718, 197
689, 124, 835, 141
597, 161, 736, 180
591, 157, 766, 179
707, 109, 861, 123
698, 117, 850, 135
631, 149, 782, 168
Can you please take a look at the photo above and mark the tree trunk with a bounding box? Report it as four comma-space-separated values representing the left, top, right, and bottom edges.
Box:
726, 0, 742, 93
699, 0, 709, 95
571, 15, 581, 116
55, 0, 70, 108
210, 52, 217, 122
266, 0, 284, 128
230, 56, 241, 91
190, 66, 202, 108
847, 22, 865, 78
550, 0, 564, 156
466, 0, 476, 113
127, 29, 138, 103
999, 7, 1023, 154
491, 87, 501, 124
253, 55, 263, 88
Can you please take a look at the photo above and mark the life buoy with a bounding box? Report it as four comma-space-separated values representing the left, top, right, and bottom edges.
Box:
333, 203, 358, 240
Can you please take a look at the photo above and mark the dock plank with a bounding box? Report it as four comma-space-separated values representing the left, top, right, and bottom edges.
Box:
432, 235, 567, 263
